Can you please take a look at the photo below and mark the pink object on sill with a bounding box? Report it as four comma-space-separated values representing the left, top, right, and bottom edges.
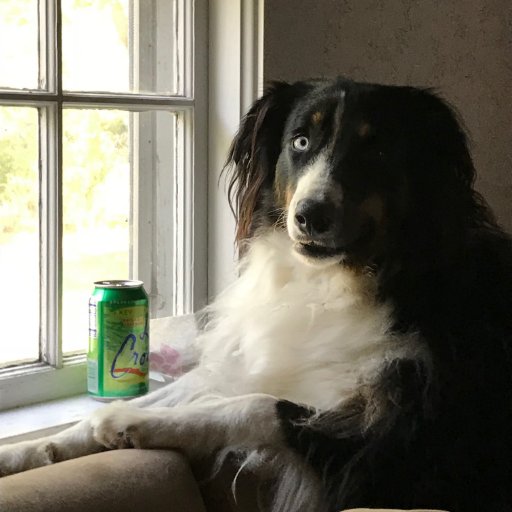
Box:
150, 344, 183, 377
148, 314, 200, 380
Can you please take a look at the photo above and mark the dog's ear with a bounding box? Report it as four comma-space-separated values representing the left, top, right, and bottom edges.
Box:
225, 81, 299, 244
409, 89, 496, 232
422, 92, 476, 190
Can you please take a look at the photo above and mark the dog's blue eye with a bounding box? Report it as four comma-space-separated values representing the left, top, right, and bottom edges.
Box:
292, 136, 309, 152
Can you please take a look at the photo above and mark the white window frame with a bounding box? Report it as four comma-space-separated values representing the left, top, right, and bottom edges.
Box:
0, 0, 263, 412
208, 0, 264, 298
0, 0, 208, 410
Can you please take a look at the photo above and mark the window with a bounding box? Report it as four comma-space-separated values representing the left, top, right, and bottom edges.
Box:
0, 0, 207, 410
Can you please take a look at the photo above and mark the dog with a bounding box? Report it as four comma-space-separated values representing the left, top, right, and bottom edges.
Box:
1, 78, 512, 512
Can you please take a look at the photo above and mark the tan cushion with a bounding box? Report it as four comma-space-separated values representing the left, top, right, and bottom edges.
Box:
0, 449, 207, 512
0, 448, 450, 512
344, 509, 448, 511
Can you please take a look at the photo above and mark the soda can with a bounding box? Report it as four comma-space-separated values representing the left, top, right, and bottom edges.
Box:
88, 280, 149, 401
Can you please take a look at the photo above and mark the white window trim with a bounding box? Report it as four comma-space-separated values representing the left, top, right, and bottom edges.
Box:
208, 0, 264, 299
0, 0, 206, 411
0, 0, 263, 412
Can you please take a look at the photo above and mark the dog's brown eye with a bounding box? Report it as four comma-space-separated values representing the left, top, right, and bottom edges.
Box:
292, 136, 309, 152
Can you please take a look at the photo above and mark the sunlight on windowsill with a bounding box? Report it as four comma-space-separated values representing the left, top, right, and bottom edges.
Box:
0, 378, 167, 445
0, 394, 104, 446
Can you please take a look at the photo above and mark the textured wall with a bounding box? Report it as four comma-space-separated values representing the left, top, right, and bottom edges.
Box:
264, 0, 512, 231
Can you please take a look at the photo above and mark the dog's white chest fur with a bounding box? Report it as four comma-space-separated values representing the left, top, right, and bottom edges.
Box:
200, 231, 406, 410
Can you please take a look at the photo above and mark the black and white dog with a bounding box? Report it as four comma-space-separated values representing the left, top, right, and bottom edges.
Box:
2, 78, 512, 512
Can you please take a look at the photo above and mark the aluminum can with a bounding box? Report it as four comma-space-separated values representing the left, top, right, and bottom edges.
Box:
88, 280, 149, 401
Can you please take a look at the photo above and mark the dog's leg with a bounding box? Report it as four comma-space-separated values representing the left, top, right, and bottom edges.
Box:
91, 395, 333, 512
91, 394, 283, 459
130, 367, 215, 408
0, 369, 214, 477
0, 417, 103, 477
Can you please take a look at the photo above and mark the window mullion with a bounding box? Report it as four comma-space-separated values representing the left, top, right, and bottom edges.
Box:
177, 0, 187, 96
190, 0, 207, 310
40, 103, 62, 368
41, 0, 62, 368
38, 0, 46, 90
41, 0, 58, 94
174, 110, 190, 315
174, 0, 208, 314
130, 111, 154, 296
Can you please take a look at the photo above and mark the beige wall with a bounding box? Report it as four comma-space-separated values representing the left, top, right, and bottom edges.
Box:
264, 0, 512, 232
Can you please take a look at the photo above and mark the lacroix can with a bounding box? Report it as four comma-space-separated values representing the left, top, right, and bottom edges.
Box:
88, 280, 149, 401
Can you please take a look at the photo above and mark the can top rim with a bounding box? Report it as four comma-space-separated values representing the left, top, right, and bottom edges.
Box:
94, 280, 144, 289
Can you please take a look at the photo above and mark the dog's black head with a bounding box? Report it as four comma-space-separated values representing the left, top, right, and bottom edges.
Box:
226, 78, 494, 269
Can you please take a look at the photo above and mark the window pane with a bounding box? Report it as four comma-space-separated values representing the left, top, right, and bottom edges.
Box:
62, 0, 178, 95
62, 109, 130, 354
0, 1, 40, 90
0, 107, 39, 366
62, 109, 176, 354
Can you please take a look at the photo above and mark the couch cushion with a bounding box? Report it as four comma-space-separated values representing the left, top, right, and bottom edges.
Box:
344, 509, 448, 511
0, 449, 207, 512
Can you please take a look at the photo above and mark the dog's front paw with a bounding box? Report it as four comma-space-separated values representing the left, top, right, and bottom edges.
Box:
91, 403, 148, 450
0, 440, 56, 477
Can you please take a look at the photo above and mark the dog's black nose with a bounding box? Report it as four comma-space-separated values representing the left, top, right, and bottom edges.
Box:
294, 199, 333, 237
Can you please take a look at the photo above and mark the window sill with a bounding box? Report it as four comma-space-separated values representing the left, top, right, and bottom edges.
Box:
0, 394, 104, 445
0, 378, 167, 446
